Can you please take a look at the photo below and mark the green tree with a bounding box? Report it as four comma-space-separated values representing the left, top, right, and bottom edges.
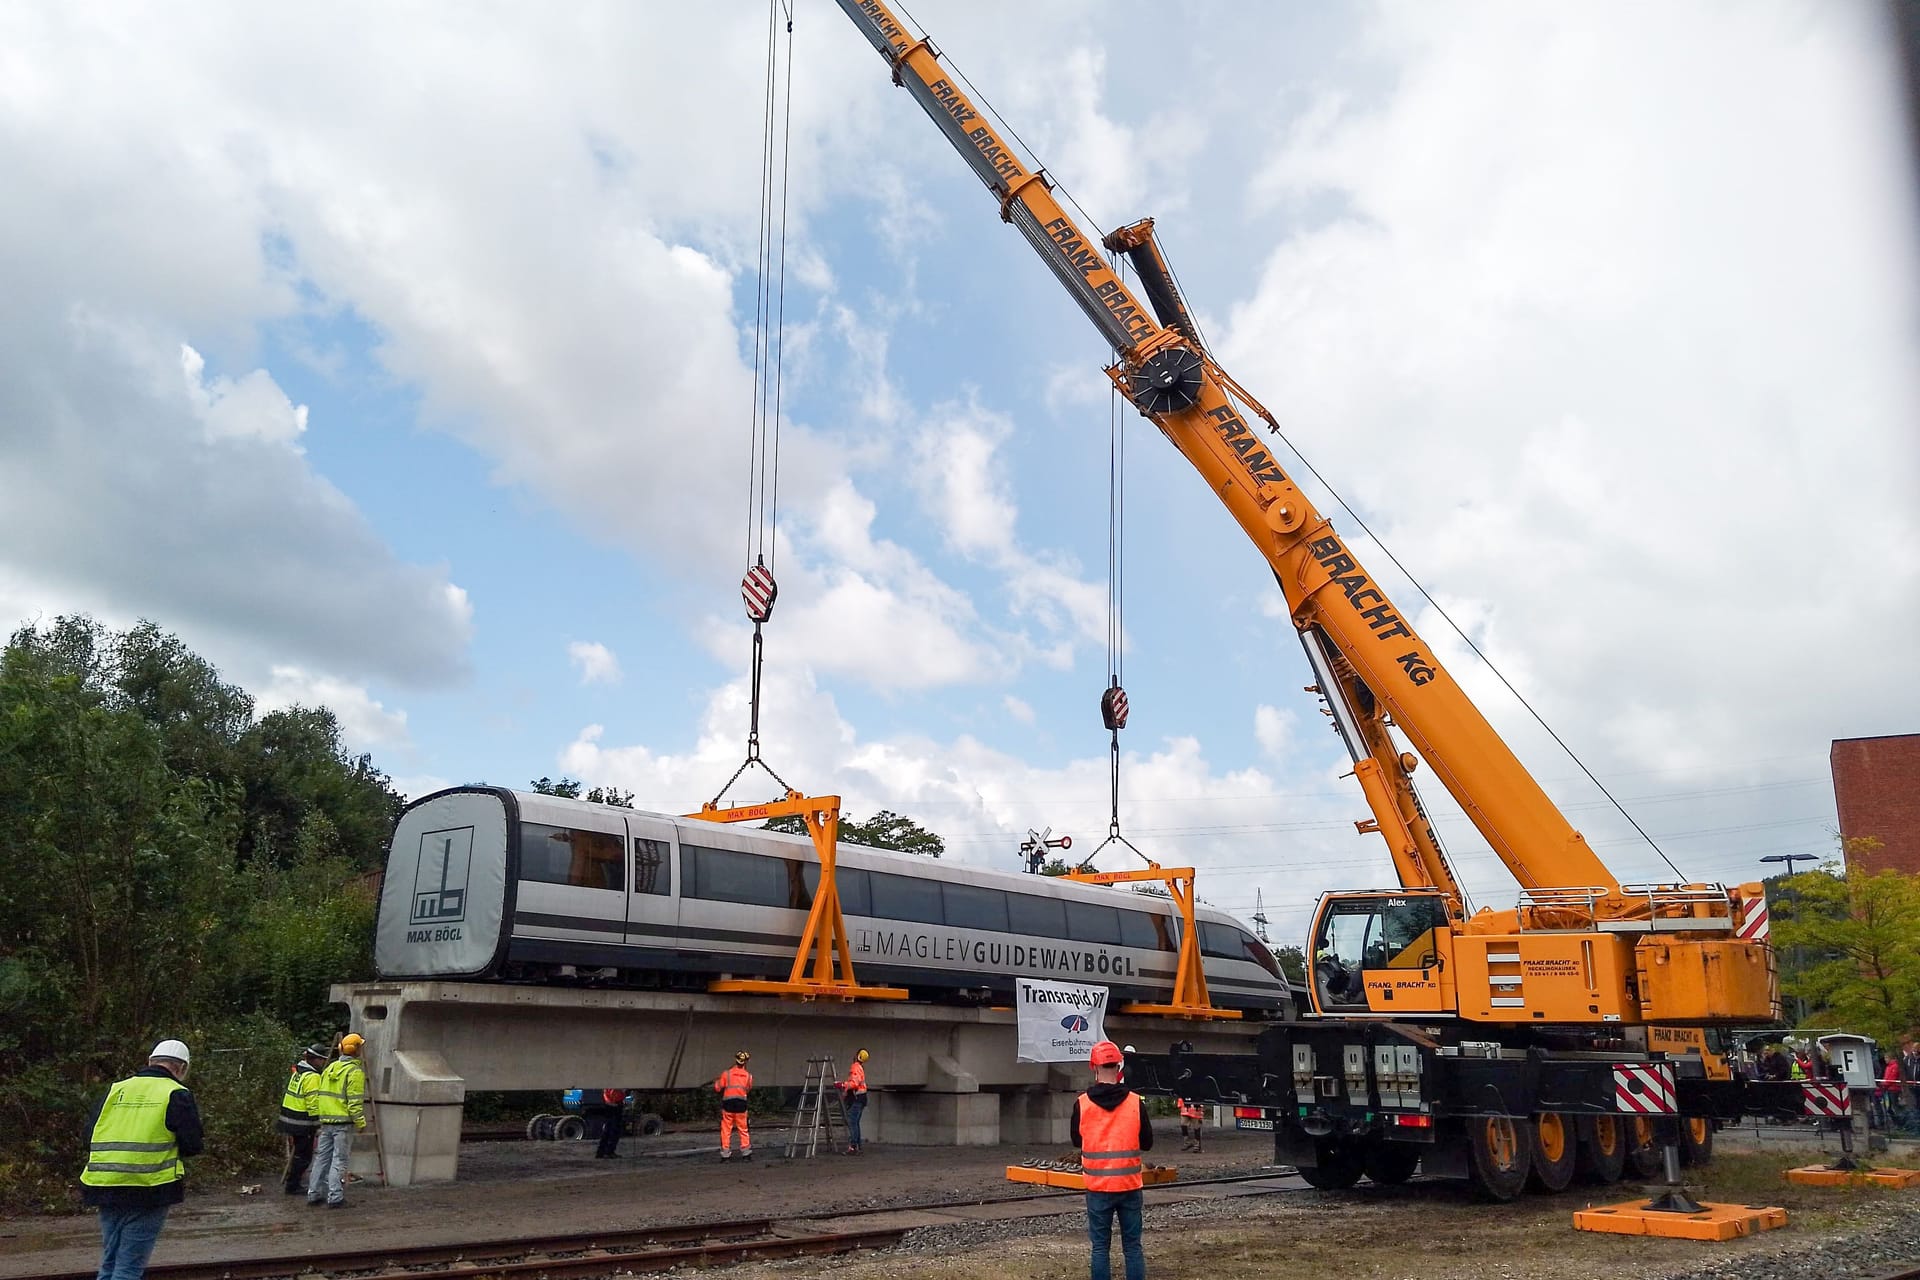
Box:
0, 617, 406, 1205
531, 776, 634, 807
1039, 856, 1072, 876
764, 809, 945, 856
1773, 853, 1920, 1044
1271, 945, 1307, 985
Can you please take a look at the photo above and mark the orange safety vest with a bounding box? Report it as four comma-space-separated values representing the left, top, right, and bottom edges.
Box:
1179, 1099, 1203, 1121
715, 1066, 752, 1102
841, 1061, 867, 1094
1077, 1092, 1144, 1193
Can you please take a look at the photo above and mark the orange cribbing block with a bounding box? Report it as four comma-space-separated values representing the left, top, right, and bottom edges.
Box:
1572, 1200, 1788, 1241
1786, 1166, 1920, 1189
1005, 1166, 1178, 1189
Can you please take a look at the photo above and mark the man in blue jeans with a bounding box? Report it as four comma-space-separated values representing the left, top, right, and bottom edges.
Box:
1071, 1040, 1152, 1280
80, 1039, 204, 1280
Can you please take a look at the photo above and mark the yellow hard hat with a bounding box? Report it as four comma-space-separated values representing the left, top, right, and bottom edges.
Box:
735, 1050, 750, 1064
856, 1049, 869, 1063
340, 1034, 365, 1055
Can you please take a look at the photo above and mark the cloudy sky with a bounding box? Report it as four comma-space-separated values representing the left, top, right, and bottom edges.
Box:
4, 1, 1915, 944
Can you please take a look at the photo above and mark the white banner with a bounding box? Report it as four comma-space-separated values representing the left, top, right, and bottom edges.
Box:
1016, 978, 1109, 1063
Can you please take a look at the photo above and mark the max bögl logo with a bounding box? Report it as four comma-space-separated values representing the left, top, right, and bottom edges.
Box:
1059, 1014, 1090, 1033
411, 826, 473, 925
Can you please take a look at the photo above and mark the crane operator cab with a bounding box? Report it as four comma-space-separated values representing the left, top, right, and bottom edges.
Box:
1309, 890, 1455, 1016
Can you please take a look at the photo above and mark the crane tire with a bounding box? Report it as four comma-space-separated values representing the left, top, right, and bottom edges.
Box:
1576, 1115, 1627, 1184
1679, 1116, 1714, 1167
1466, 1116, 1533, 1202
526, 1114, 550, 1142
1527, 1113, 1576, 1193
638, 1113, 667, 1137
557, 1115, 586, 1141
1624, 1116, 1664, 1180
1362, 1141, 1421, 1186
1297, 1139, 1364, 1190
533, 1115, 558, 1141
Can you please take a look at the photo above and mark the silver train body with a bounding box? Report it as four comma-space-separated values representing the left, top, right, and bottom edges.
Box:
375, 786, 1291, 1015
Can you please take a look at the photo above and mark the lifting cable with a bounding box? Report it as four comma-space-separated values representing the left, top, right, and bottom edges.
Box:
1086, 252, 1150, 872
718, 0, 798, 806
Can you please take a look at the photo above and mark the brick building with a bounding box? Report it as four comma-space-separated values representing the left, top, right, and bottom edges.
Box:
1831, 733, 1920, 876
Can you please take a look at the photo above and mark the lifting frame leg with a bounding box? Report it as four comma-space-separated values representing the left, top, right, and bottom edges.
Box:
686, 791, 908, 1001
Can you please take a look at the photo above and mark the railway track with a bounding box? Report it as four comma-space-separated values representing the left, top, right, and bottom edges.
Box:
11, 1170, 1309, 1280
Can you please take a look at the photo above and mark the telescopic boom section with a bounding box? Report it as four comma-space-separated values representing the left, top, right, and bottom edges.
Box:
836, 0, 1620, 901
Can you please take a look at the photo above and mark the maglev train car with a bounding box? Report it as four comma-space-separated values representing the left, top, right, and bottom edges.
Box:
375, 786, 1291, 1016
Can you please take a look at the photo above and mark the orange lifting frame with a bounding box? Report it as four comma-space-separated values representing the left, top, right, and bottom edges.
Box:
1065, 866, 1240, 1020
684, 791, 908, 1001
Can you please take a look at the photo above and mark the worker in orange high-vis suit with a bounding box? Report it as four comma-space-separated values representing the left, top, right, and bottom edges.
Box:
1072, 1040, 1152, 1280
835, 1049, 869, 1154
1177, 1097, 1204, 1153
714, 1052, 753, 1160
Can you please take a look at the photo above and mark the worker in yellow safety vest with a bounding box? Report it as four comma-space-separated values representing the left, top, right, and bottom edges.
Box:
80, 1038, 204, 1280
714, 1052, 753, 1160
277, 1043, 330, 1194
307, 1034, 368, 1207
1072, 1040, 1152, 1280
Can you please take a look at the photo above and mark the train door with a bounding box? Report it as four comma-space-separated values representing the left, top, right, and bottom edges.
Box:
512, 794, 630, 961
624, 812, 678, 950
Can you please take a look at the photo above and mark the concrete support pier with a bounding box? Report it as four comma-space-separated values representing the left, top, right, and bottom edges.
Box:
333, 981, 1261, 1184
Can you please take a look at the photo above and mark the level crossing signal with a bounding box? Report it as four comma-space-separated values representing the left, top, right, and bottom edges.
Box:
1019, 827, 1072, 875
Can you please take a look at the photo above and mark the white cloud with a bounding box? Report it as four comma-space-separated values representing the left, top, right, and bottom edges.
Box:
1003, 695, 1037, 725
567, 640, 622, 686
180, 344, 308, 445
257, 665, 410, 753
1221, 0, 1920, 789
1253, 705, 1296, 763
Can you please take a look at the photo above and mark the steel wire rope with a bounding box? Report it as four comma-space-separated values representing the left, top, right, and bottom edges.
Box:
765, 0, 796, 572
742, 0, 781, 567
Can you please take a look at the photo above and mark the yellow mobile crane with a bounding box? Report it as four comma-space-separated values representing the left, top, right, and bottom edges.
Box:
832, 0, 1790, 1201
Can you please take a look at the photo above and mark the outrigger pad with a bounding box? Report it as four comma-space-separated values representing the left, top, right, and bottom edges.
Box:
1005, 1165, 1178, 1190
1785, 1166, 1920, 1189
1572, 1200, 1787, 1241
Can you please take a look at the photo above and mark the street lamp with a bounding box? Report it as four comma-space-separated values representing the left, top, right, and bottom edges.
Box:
1759, 853, 1818, 1024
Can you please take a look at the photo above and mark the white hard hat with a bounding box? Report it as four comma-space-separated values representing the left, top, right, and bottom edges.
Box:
150, 1039, 191, 1065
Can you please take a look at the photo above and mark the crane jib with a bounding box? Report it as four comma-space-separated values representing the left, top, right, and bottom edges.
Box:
1306, 535, 1438, 686
1203, 406, 1287, 487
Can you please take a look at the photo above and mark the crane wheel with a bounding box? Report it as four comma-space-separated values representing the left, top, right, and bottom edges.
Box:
1527, 1113, 1576, 1193
1575, 1115, 1627, 1184
1679, 1115, 1714, 1168
1297, 1138, 1365, 1190
1466, 1116, 1533, 1202
1362, 1141, 1421, 1186
1624, 1116, 1663, 1180
638, 1113, 667, 1137
556, 1115, 586, 1141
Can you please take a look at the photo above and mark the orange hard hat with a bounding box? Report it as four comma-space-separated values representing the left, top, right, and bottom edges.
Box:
1089, 1040, 1123, 1067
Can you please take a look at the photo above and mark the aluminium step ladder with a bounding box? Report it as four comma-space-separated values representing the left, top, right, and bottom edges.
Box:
786, 1056, 850, 1158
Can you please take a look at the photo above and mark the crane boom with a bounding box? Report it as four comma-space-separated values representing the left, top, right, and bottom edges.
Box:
835, 0, 1617, 900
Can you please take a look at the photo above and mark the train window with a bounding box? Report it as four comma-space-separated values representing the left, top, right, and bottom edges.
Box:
519, 823, 625, 891
802, 863, 872, 916
943, 883, 1010, 933
1199, 922, 1244, 959
1007, 893, 1066, 937
1066, 901, 1123, 946
1118, 910, 1164, 951
633, 837, 670, 896
1242, 933, 1283, 977
869, 871, 944, 925
684, 844, 792, 909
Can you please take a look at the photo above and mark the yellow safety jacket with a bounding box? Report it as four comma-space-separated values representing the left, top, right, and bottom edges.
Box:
313, 1057, 367, 1128
278, 1064, 320, 1132
81, 1075, 185, 1188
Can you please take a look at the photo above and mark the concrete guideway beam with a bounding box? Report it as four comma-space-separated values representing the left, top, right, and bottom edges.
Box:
331, 981, 1262, 1185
